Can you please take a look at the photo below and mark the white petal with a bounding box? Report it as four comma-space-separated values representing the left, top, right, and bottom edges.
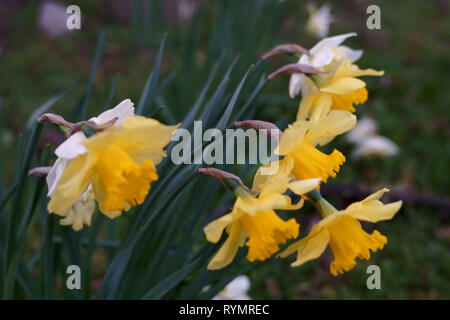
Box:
54, 131, 87, 159
339, 45, 363, 62
46, 157, 69, 196
91, 99, 135, 125
289, 73, 305, 98
310, 32, 357, 56
311, 48, 334, 68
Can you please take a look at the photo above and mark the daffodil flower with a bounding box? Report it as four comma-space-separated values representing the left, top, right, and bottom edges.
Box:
46, 99, 135, 230
297, 60, 384, 121
204, 175, 321, 270
48, 116, 178, 219
47, 100, 178, 228
279, 189, 402, 275
256, 110, 356, 184
289, 33, 363, 98
306, 2, 333, 39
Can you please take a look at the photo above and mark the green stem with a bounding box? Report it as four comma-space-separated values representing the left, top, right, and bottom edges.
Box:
307, 189, 337, 218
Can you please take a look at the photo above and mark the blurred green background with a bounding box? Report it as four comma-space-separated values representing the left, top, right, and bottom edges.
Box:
0, 0, 449, 299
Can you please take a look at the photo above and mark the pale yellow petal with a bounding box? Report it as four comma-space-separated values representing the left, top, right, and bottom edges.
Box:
339, 63, 384, 78
252, 157, 294, 191
82, 116, 178, 165
309, 92, 333, 122
348, 200, 402, 223
296, 94, 316, 121
119, 116, 179, 164
320, 77, 366, 95
305, 110, 357, 146
333, 60, 384, 79
276, 121, 310, 155
288, 229, 330, 267
361, 188, 390, 202
288, 178, 321, 195
238, 194, 291, 216
204, 212, 236, 243
259, 175, 290, 198
48, 153, 96, 215
207, 224, 245, 270
278, 226, 329, 265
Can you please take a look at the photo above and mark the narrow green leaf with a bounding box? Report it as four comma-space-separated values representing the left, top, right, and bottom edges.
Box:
25, 83, 77, 131
4, 121, 42, 298
42, 210, 55, 299
74, 31, 106, 121
136, 35, 167, 116
105, 73, 121, 110
215, 63, 253, 131
181, 54, 224, 130
140, 259, 200, 300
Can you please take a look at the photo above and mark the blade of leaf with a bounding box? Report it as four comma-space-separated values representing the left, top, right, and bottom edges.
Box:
73, 31, 106, 121
136, 35, 167, 116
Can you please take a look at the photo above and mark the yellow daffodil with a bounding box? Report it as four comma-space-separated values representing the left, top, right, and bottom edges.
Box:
46, 99, 136, 230
255, 110, 356, 184
289, 33, 363, 98
297, 60, 384, 121
279, 188, 402, 275
48, 115, 178, 219
204, 175, 321, 270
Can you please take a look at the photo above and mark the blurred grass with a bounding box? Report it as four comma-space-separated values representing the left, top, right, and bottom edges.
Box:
0, 0, 449, 299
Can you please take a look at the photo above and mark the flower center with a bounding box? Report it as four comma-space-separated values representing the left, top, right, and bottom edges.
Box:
95, 146, 158, 212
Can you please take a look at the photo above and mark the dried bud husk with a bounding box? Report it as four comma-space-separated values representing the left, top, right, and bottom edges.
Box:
233, 120, 282, 141
28, 166, 52, 177
37, 113, 117, 137
268, 63, 321, 80
261, 43, 309, 60
198, 168, 257, 195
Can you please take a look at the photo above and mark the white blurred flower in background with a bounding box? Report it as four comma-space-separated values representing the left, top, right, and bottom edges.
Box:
306, 2, 333, 39
345, 117, 378, 144
38, 1, 71, 38
213, 275, 251, 300
346, 116, 399, 158
352, 135, 399, 158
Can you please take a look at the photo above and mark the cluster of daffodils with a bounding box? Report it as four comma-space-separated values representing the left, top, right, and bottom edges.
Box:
36, 99, 178, 231
201, 33, 402, 276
